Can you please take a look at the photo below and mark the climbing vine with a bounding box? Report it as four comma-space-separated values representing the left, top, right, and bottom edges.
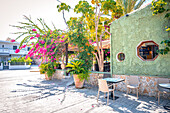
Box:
151, 0, 170, 55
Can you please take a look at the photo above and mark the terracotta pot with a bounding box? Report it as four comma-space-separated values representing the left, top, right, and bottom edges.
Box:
45, 72, 52, 80
73, 74, 85, 89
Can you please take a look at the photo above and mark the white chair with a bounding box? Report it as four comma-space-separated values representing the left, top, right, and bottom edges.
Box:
157, 78, 170, 105
97, 79, 114, 105
126, 76, 139, 99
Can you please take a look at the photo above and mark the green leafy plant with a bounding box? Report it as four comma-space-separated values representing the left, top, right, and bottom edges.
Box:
150, 0, 167, 15
8, 57, 32, 65
66, 60, 89, 81
39, 62, 59, 77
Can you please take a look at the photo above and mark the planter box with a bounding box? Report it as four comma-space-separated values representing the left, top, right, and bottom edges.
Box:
9, 63, 31, 70
52, 69, 65, 80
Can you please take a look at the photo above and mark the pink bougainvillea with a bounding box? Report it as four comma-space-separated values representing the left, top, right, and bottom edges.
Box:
11, 39, 15, 42
30, 37, 35, 39
36, 34, 40, 38
15, 49, 20, 53
32, 29, 36, 31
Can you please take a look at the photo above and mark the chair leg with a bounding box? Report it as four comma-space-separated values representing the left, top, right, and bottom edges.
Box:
137, 88, 138, 99
113, 90, 115, 101
104, 92, 106, 97
126, 87, 128, 96
107, 92, 109, 105
158, 91, 160, 105
97, 90, 100, 102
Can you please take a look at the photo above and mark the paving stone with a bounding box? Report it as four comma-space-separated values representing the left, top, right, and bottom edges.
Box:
0, 68, 169, 113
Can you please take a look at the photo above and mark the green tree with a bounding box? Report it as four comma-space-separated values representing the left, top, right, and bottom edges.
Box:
116, 0, 146, 14
57, 0, 123, 72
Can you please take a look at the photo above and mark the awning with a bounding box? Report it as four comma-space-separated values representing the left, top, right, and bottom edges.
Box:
68, 40, 111, 51
93, 40, 110, 49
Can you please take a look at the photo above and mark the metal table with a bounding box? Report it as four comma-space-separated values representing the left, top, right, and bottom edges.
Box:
158, 83, 170, 111
103, 78, 125, 100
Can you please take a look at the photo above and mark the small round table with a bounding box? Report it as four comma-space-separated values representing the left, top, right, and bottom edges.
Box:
158, 83, 170, 111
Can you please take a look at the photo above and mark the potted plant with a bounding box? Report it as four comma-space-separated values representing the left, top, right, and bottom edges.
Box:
39, 62, 59, 80
66, 59, 89, 89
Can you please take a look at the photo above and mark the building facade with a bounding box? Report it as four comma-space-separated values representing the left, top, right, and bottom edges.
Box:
0, 40, 30, 69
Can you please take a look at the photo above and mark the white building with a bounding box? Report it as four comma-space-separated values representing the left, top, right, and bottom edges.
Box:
0, 40, 30, 69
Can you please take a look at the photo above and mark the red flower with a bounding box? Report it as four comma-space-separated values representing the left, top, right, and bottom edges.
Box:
11, 39, 15, 42
15, 49, 20, 53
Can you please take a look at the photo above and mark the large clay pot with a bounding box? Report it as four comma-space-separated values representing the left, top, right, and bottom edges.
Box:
45, 72, 52, 80
73, 74, 85, 89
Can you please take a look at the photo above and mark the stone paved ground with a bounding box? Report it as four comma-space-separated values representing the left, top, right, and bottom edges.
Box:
0, 68, 169, 113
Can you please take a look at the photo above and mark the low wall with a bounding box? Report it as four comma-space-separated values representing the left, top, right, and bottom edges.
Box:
0, 63, 3, 70
9, 63, 31, 70
85, 73, 170, 97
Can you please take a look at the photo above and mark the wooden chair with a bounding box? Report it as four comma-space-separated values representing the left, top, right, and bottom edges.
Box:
157, 78, 170, 105
126, 76, 139, 99
97, 79, 114, 105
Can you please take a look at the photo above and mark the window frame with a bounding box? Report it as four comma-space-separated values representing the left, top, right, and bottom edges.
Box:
136, 40, 159, 61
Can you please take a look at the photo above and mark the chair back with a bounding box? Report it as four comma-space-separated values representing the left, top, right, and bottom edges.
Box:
98, 79, 109, 92
128, 76, 139, 86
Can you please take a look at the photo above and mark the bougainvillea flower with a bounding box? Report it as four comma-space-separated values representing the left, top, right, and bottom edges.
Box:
11, 39, 15, 42
46, 45, 50, 48
60, 40, 65, 43
51, 39, 53, 42
22, 45, 26, 48
32, 29, 36, 31
30, 37, 35, 39
15, 49, 20, 53
36, 34, 40, 38
51, 52, 55, 55
50, 49, 53, 52
41, 40, 45, 44
54, 40, 58, 43
51, 56, 54, 59
61, 36, 65, 38
35, 43, 39, 48
25, 55, 28, 59
52, 46, 55, 49
54, 66, 57, 69
54, 58, 56, 60
57, 36, 60, 39
51, 60, 54, 62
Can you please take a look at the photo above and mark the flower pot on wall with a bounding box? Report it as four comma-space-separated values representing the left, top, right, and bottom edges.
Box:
73, 74, 85, 89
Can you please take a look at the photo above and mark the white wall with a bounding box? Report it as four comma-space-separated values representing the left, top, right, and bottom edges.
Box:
9, 63, 31, 70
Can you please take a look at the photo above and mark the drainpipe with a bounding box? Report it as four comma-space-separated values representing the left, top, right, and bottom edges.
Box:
110, 32, 113, 77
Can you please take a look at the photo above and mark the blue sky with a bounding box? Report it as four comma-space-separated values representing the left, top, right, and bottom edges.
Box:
0, 0, 152, 41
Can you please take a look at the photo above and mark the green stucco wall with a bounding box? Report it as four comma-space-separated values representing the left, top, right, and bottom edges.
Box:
110, 4, 170, 77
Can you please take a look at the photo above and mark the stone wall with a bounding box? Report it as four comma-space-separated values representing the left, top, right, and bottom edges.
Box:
85, 73, 104, 86
85, 73, 170, 98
